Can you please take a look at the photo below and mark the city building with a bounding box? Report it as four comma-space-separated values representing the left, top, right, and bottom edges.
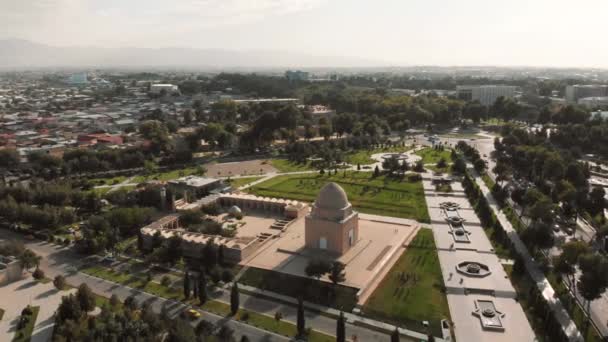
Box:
578, 96, 608, 109
67, 73, 88, 85
150, 84, 179, 95
285, 70, 310, 82
305, 183, 359, 255
565, 85, 608, 103
0, 255, 22, 286
167, 176, 224, 200
456, 85, 516, 106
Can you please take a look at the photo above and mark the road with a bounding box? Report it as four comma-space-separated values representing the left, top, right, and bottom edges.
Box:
0, 228, 399, 342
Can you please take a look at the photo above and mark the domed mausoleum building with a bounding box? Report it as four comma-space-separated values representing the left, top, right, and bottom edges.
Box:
305, 182, 359, 254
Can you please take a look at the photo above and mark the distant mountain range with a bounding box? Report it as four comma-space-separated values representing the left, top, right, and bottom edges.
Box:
0, 39, 385, 69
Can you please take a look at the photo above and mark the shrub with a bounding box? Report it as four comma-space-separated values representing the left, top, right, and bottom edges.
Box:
407, 173, 422, 182
209, 266, 222, 283
110, 294, 120, 308
240, 311, 250, 321
32, 267, 45, 280
161, 275, 171, 287
22, 306, 33, 316
221, 269, 234, 283
53, 275, 66, 290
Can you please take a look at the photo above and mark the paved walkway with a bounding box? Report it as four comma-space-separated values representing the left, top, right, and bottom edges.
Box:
473, 170, 584, 342
422, 171, 534, 342
0, 277, 75, 342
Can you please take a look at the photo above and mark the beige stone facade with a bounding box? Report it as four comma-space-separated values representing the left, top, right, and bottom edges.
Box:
305, 182, 359, 255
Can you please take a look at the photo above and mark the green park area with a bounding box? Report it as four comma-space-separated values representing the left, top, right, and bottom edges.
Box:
269, 159, 315, 172
247, 171, 430, 222
414, 147, 452, 165
132, 166, 204, 183
363, 229, 449, 336
226, 176, 264, 189
344, 146, 414, 165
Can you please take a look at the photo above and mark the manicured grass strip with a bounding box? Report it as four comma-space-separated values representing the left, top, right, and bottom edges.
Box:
226, 176, 264, 189
89, 176, 127, 186
363, 229, 449, 337
481, 173, 495, 188
269, 159, 315, 172
82, 265, 182, 300
12, 306, 39, 342
204, 301, 334, 342
247, 171, 430, 222
132, 166, 203, 183
414, 148, 452, 165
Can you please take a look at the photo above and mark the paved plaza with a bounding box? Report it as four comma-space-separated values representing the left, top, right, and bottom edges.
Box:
422, 175, 536, 342
242, 213, 419, 291
0, 277, 75, 342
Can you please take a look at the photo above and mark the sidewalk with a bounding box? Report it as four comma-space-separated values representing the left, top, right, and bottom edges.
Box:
473, 170, 584, 342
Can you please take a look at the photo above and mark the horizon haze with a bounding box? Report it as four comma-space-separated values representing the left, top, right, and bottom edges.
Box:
1, 0, 608, 68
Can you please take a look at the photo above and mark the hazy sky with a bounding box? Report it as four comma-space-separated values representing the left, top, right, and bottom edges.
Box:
2, 0, 608, 67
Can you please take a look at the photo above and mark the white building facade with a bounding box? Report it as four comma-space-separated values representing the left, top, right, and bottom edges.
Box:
456, 85, 516, 106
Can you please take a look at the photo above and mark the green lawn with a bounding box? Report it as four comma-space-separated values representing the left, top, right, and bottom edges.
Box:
345, 146, 414, 165
226, 176, 264, 189
82, 265, 182, 300
246, 171, 430, 222
414, 148, 452, 165
239, 267, 359, 311
12, 306, 39, 342
363, 229, 449, 336
132, 166, 203, 183
269, 159, 315, 172
89, 175, 127, 186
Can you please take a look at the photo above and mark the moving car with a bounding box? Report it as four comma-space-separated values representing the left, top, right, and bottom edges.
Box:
186, 309, 201, 319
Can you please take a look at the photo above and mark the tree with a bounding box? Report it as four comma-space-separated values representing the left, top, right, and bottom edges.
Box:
230, 282, 240, 315
473, 158, 486, 173
297, 297, 306, 338
218, 244, 225, 266
373, 165, 380, 177
198, 273, 208, 305
336, 311, 346, 342
110, 294, 120, 308
53, 275, 66, 290
183, 271, 191, 299
554, 241, 589, 295
328, 261, 346, 286
19, 249, 40, 271
578, 253, 608, 332
57, 294, 82, 323
77, 283, 96, 312
305, 258, 331, 279
452, 158, 466, 174
391, 327, 400, 342
202, 239, 218, 270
